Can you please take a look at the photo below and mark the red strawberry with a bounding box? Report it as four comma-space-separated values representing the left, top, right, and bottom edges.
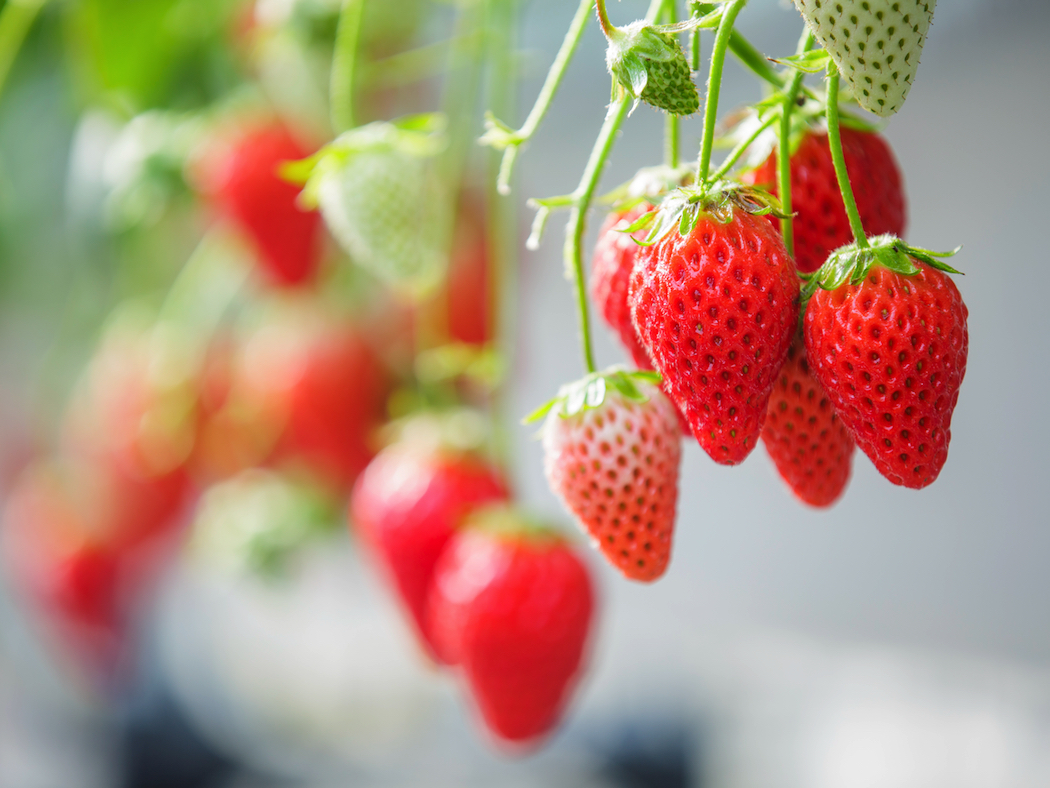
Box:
447, 195, 491, 346
591, 204, 657, 369
538, 369, 680, 582
426, 506, 594, 744
761, 339, 854, 507
206, 123, 323, 287
240, 316, 391, 491
350, 442, 507, 661
803, 238, 968, 488
741, 128, 906, 273
628, 195, 800, 464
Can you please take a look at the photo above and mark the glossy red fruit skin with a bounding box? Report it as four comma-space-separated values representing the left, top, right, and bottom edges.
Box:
804, 262, 968, 489
761, 339, 854, 507
427, 527, 594, 743
591, 204, 656, 369
629, 209, 800, 464
212, 124, 322, 287
350, 448, 508, 661
741, 129, 906, 273
542, 385, 681, 582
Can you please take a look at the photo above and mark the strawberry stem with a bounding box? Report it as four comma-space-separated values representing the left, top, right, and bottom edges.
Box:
825, 62, 869, 249
776, 28, 815, 258
490, 0, 593, 195
564, 0, 665, 376
697, 0, 747, 183
594, 0, 615, 39
710, 113, 776, 181
0, 0, 46, 100
662, 0, 679, 169
567, 96, 631, 374
330, 0, 366, 133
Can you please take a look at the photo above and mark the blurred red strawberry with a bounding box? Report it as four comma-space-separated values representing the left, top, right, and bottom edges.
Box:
446, 196, 491, 346
1, 460, 179, 679
238, 314, 392, 491
351, 440, 508, 661
199, 122, 323, 287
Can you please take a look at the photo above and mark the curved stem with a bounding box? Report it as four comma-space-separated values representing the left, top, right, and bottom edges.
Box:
825, 62, 868, 248
662, 0, 679, 168
330, 0, 366, 133
775, 28, 815, 257
710, 113, 776, 181
0, 0, 47, 99
563, 0, 664, 375
494, 0, 593, 194
566, 97, 631, 374
594, 0, 615, 38
697, 0, 747, 182
692, 2, 783, 88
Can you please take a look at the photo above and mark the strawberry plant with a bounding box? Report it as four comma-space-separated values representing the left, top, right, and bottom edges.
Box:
0, 0, 971, 756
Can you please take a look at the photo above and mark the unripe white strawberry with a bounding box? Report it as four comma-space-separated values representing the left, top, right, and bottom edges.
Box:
793, 0, 936, 117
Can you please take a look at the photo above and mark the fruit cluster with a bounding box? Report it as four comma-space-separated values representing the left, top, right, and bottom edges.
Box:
518, 0, 968, 585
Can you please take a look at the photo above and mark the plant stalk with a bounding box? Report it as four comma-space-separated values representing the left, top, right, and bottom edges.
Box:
697, 0, 747, 182
775, 28, 815, 257
495, 0, 593, 194
825, 62, 868, 248
330, 0, 367, 133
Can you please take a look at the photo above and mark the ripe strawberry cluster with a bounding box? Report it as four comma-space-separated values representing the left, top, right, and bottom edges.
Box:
351, 433, 595, 745
540, 126, 967, 583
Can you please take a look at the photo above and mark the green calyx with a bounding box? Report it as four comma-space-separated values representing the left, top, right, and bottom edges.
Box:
523, 366, 662, 424
621, 180, 788, 247
801, 233, 962, 301
598, 163, 695, 209
605, 21, 701, 117
281, 113, 447, 207
463, 503, 567, 548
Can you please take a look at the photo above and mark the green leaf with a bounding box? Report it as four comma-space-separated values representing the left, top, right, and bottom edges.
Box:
773, 50, 831, 74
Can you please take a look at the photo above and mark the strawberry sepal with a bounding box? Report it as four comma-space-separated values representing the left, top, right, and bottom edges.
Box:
523, 366, 662, 424
803, 234, 962, 302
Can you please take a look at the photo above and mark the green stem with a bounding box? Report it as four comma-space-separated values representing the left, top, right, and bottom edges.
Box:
710, 112, 776, 181
330, 0, 366, 133
495, 0, 593, 195
697, 0, 746, 182
0, 0, 47, 98
692, 2, 784, 88
662, 0, 679, 168
690, 1, 701, 71
594, 0, 615, 38
776, 28, 815, 257
825, 62, 868, 248
564, 0, 664, 375
566, 97, 631, 374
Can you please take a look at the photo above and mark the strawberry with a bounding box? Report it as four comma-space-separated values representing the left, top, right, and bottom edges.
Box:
741, 128, 906, 274
350, 440, 508, 661
761, 338, 855, 507
239, 315, 392, 491
603, 21, 700, 116
803, 236, 967, 488
287, 118, 448, 296
447, 195, 491, 346
628, 188, 800, 464
591, 204, 658, 370
205, 123, 323, 287
536, 369, 681, 582
426, 505, 594, 744
792, 0, 936, 117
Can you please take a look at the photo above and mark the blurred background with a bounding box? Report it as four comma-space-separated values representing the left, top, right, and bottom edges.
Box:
2, 0, 1049, 786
